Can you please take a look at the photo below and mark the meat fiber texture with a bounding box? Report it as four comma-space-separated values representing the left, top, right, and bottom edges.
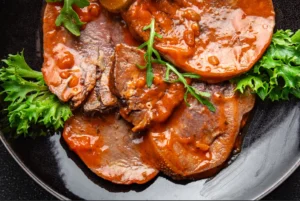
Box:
123, 0, 275, 82
141, 82, 255, 179
113, 44, 185, 132
43, 3, 133, 112
63, 113, 159, 184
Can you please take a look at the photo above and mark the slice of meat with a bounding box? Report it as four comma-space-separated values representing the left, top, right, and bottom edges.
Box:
141, 82, 255, 179
83, 59, 117, 113
113, 44, 185, 132
42, 1, 100, 108
43, 1, 137, 110
83, 50, 116, 113
123, 0, 275, 83
63, 113, 159, 184
99, 0, 134, 13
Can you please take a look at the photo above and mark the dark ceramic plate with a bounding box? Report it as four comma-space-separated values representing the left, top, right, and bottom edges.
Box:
1, 0, 300, 200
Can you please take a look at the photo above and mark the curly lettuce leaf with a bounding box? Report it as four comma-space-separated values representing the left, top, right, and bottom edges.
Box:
46, 0, 90, 36
232, 30, 300, 101
0, 52, 72, 136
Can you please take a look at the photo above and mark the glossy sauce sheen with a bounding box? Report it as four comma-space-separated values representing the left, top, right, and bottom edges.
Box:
45, 0, 260, 185
63, 113, 159, 184
113, 44, 185, 132
99, 0, 134, 12
141, 83, 255, 179
42, 0, 138, 108
123, 0, 275, 82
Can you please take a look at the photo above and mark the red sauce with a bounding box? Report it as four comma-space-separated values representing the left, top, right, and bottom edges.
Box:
114, 44, 185, 132
59, 71, 71, 79
42, 1, 138, 106
56, 51, 75, 69
123, 0, 275, 82
42, 0, 261, 183
73, 2, 101, 24
63, 113, 159, 184
42, 3, 85, 103
68, 76, 79, 88
141, 83, 256, 179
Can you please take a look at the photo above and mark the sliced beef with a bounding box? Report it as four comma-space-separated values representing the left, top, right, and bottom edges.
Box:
43, 2, 99, 108
113, 44, 185, 132
83, 50, 117, 113
63, 113, 159, 184
141, 82, 255, 179
123, 0, 275, 83
43, 2, 136, 110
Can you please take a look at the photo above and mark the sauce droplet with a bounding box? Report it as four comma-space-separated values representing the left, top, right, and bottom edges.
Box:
184, 30, 195, 47
56, 51, 75, 69
191, 22, 200, 37
208, 56, 220, 65
182, 9, 201, 21
196, 141, 210, 151
88, 3, 101, 18
68, 76, 79, 88
59, 71, 71, 79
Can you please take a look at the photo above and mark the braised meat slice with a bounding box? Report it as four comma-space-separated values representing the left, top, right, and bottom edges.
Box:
141, 82, 255, 179
43, 2, 136, 110
83, 50, 116, 113
113, 44, 185, 132
63, 113, 159, 184
43, 2, 99, 108
82, 14, 139, 112
123, 0, 275, 83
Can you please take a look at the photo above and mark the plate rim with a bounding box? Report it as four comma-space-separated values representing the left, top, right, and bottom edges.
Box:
0, 133, 68, 200
1, 131, 300, 200
255, 156, 300, 200
1, 0, 299, 199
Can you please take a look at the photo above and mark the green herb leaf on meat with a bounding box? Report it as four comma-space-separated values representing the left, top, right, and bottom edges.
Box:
138, 19, 216, 112
46, 0, 90, 36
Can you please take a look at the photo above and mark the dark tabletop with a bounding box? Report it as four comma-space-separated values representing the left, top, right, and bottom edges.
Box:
0, 140, 299, 200
0, 0, 300, 199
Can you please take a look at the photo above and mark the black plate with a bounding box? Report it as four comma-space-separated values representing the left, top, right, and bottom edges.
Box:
0, 0, 300, 200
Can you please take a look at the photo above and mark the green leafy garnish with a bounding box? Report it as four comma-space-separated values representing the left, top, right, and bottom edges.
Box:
137, 19, 162, 87
46, 0, 90, 36
162, 61, 215, 111
138, 19, 216, 112
232, 30, 300, 101
0, 52, 72, 136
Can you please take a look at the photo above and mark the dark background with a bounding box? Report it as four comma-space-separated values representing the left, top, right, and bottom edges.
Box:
0, 140, 299, 200
0, 0, 300, 200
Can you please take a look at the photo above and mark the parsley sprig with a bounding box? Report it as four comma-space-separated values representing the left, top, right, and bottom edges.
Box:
137, 19, 216, 112
46, 0, 90, 36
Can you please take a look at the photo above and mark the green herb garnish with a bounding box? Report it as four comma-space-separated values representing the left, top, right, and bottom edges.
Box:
46, 0, 90, 36
137, 19, 216, 112
137, 19, 162, 87
233, 30, 300, 101
0, 52, 72, 136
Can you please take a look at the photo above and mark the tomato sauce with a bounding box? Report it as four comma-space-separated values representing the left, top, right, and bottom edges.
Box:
63, 113, 159, 184
140, 83, 255, 179
42, 0, 138, 107
123, 0, 275, 82
42, 0, 264, 184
